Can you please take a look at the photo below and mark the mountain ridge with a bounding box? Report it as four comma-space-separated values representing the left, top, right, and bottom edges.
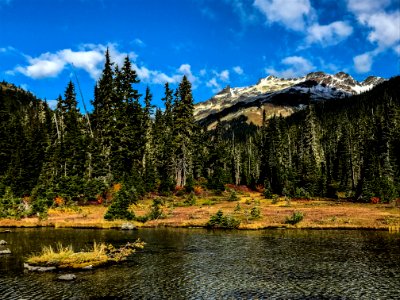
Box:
194, 72, 385, 128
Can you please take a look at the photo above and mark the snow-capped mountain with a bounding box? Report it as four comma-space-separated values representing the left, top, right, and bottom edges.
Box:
195, 72, 385, 128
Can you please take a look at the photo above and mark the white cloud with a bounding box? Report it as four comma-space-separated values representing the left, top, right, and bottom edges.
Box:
233, 66, 244, 75
12, 43, 137, 80
266, 56, 314, 78
365, 11, 400, 49
205, 69, 231, 93
306, 21, 353, 46
0, 46, 17, 53
60, 49, 104, 79
178, 64, 197, 84
206, 77, 222, 93
219, 70, 230, 82
46, 99, 58, 110
347, 0, 391, 17
9, 43, 201, 89
353, 52, 373, 73
224, 0, 257, 26
199, 69, 207, 76
253, 0, 313, 31
347, 0, 400, 72
346, 0, 400, 51
395, 44, 400, 55
15, 52, 65, 79
132, 63, 199, 87
133, 38, 145, 47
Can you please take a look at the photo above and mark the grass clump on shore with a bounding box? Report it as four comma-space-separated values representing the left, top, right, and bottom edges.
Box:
206, 210, 240, 229
285, 211, 304, 225
26, 239, 144, 269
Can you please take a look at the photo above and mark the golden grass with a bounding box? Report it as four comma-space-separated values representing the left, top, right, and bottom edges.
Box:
26, 240, 145, 269
26, 242, 109, 269
1, 192, 399, 231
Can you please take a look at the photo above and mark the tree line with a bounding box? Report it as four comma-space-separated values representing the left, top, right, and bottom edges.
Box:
0, 50, 399, 219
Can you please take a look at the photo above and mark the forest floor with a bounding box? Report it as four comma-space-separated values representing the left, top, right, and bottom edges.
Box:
1, 191, 400, 231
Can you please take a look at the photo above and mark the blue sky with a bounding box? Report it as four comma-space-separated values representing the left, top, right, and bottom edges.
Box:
0, 0, 399, 110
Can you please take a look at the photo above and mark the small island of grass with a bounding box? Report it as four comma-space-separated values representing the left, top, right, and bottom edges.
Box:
25, 239, 144, 270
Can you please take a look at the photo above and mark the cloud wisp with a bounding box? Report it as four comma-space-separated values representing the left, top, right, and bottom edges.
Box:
253, 0, 313, 31
266, 56, 314, 78
253, 0, 354, 48
10, 43, 199, 86
11, 43, 133, 80
305, 21, 353, 47
346, 0, 400, 73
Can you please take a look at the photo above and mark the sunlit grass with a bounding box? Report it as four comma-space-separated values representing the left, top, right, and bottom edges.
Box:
26, 240, 145, 269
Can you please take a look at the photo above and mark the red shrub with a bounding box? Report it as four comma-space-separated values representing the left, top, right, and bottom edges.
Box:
370, 197, 380, 204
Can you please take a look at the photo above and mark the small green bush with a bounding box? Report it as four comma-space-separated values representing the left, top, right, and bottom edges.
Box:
206, 210, 240, 229
285, 211, 304, 225
234, 203, 241, 212
228, 190, 239, 202
250, 206, 261, 219
135, 215, 149, 223
104, 184, 136, 221
272, 194, 279, 204
184, 192, 196, 206
294, 187, 310, 199
147, 198, 165, 220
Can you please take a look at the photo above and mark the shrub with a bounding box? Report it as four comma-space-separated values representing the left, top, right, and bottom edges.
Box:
234, 203, 241, 212
228, 190, 239, 201
135, 215, 149, 223
147, 198, 165, 220
294, 187, 310, 199
184, 192, 196, 206
370, 197, 380, 204
104, 184, 137, 221
193, 186, 203, 196
184, 176, 195, 193
206, 210, 240, 229
285, 211, 304, 225
250, 206, 261, 219
272, 194, 279, 204
175, 186, 185, 197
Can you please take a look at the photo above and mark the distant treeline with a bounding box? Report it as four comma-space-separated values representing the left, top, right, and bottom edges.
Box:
0, 50, 399, 218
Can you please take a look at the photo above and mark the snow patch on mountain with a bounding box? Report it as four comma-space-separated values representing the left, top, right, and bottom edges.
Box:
195, 72, 385, 121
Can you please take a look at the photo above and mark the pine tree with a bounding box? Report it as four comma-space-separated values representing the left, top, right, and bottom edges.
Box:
173, 76, 195, 187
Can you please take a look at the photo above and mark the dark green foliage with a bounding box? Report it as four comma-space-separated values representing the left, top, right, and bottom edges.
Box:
206, 210, 240, 229
263, 180, 273, 198
1, 48, 399, 213
228, 189, 239, 201
285, 211, 304, 225
104, 184, 137, 221
184, 192, 196, 206
250, 206, 261, 219
147, 198, 164, 220
184, 176, 195, 193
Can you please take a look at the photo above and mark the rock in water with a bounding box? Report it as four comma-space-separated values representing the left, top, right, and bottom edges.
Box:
23, 263, 56, 272
82, 265, 93, 270
58, 274, 76, 281
0, 240, 7, 245
121, 222, 136, 230
0, 249, 11, 254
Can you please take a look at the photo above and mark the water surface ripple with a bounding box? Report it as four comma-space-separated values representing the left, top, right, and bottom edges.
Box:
0, 228, 399, 299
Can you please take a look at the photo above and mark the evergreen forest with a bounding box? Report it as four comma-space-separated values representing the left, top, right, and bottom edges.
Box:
1, 50, 399, 219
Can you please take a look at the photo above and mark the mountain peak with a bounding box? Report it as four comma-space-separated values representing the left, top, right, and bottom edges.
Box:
194, 72, 386, 126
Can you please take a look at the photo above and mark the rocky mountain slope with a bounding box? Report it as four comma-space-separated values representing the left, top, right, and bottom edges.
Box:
195, 72, 385, 128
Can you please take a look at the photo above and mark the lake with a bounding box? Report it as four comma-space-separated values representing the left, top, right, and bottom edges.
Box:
0, 228, 399, 299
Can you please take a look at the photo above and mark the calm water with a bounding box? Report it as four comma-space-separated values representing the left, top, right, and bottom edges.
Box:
0, 228, 399, 299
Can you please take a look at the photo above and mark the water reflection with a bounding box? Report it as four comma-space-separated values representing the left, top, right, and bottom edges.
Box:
0, 228, 399, 299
